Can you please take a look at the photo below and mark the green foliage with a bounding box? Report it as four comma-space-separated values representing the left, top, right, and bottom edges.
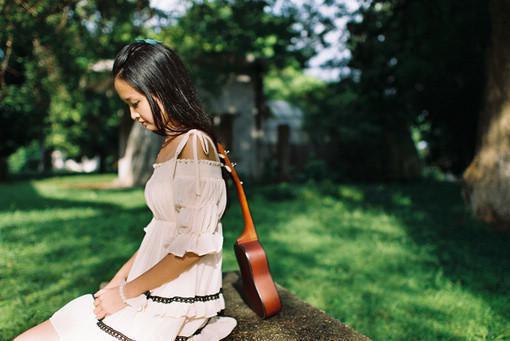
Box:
0, 0, 151, 175
1, 0, 331, 177
264, 63, 396, 180
47, 88, 121, 160
1, 175, 509, 339
159, 0, 331, 96
265, 64, 325, 102
299, 158, 331, 181
0, 84, 45, 157
294, 77, 387, 179
344, 0, 489, 174
7, 140, 42, 173
279, 0, 489, 180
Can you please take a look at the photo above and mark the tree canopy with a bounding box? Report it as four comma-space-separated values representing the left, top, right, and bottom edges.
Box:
277, 0, 490, 180
0, 0, 492, 183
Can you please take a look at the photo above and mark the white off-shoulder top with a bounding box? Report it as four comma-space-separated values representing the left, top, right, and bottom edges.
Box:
126, 128, 227, 318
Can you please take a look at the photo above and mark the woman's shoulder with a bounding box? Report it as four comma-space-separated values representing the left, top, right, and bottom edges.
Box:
176, 129, 219, 162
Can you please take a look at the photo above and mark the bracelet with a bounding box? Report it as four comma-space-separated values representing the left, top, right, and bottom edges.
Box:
118, 279, 148, 312
118, 281, 128, 304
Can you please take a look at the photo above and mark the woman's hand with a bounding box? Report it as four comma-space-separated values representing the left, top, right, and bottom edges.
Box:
93, 286, 126, 320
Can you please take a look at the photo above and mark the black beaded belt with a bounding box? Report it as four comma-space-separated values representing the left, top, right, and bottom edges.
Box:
144, 288, 223, 304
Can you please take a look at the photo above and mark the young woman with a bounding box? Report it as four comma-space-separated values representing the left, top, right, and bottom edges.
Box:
15, 39, 237, 341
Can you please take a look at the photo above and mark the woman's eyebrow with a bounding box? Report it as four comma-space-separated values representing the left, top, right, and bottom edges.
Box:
123, 96, 140, 103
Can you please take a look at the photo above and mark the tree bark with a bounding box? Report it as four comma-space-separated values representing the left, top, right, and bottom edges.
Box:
277, 124, 290, 182
463, 0, 510, 231
0, 156, 7, 181
117, 123, 162, 187
382, 122, 422, 181
98, 151, 106, 173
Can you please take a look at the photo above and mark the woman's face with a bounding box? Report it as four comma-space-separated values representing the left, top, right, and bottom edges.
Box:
114, 77, 159, 131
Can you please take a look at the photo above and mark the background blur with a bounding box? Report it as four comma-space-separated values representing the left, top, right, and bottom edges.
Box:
1, 0, 509, 340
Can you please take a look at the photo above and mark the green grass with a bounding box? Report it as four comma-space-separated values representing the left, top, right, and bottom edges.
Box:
1, 174, 509, 340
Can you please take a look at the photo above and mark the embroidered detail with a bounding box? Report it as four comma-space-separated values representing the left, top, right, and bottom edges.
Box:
175, 317, 213, 341
144, 289, 222, 304
153, 158, 221, 169
176, 159, 222, 166
152, 159, 172, 168
96, 320, 135, 341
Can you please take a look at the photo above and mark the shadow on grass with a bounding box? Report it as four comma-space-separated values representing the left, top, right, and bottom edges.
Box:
4, 175, 506, 340
0, 176, 144, 213
316, 179, 510, 319
221, 179, 509, 339
1, 179, 155, 338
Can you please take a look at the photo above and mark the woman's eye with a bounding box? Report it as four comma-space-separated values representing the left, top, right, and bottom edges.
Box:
131, 102, 139, 108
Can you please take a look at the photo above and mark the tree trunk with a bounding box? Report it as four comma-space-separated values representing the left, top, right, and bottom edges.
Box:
382, 122, 422, 181
37, 135, 52, 173
463, 0, 510, 231
117, 123, 162, 187
98, 151, 106, 173
0, 156, 7, 181
277, 124, 290, 182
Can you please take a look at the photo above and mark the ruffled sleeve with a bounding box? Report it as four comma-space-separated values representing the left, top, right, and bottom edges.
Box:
165, 175, 226, 257
164, 129, 227, 257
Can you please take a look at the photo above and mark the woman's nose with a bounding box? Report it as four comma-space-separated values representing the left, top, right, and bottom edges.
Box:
130, 108, 139, 121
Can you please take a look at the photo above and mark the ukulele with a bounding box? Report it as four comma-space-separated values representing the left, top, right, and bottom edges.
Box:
217, 143, 282, 319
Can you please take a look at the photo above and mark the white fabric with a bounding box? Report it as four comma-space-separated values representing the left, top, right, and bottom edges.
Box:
49, 129, 236, 340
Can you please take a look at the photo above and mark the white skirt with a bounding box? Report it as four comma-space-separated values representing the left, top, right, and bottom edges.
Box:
49, 293, 237, 341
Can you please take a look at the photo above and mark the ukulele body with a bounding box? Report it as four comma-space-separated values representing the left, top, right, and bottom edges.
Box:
234, 239, 282, 318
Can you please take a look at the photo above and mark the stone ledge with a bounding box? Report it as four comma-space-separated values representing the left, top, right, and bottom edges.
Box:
221, 271, 370, 340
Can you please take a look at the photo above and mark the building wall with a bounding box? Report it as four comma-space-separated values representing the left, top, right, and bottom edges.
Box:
199, 73, 262, 180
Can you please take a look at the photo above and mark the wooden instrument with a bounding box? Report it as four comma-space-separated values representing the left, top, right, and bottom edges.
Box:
217, 143, 282, 319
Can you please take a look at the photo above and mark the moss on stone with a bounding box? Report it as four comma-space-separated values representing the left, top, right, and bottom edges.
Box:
222, 271, 370, 340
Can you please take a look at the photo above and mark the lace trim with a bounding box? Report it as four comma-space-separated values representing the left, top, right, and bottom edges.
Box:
177, 159, 221, 166
175, 317, 212, 341
153, 158, 221, 168
144, 289, 223, 304
96, 318, 212, 341
96, 320, 135, 341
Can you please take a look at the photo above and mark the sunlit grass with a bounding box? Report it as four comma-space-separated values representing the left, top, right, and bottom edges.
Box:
1, 174, 509, 340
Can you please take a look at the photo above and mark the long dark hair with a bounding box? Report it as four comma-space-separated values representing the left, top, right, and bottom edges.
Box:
112, 41, 217, 148
112, 41, 231, 209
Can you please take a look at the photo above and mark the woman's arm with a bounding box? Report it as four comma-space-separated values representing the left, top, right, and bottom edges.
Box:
101, 249, 139, 290
112, 249, 139, 281
123, 252, 201, 299
94, 251, 201, 319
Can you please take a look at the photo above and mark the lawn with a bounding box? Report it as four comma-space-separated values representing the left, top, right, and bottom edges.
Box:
1, 174, 509, 340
